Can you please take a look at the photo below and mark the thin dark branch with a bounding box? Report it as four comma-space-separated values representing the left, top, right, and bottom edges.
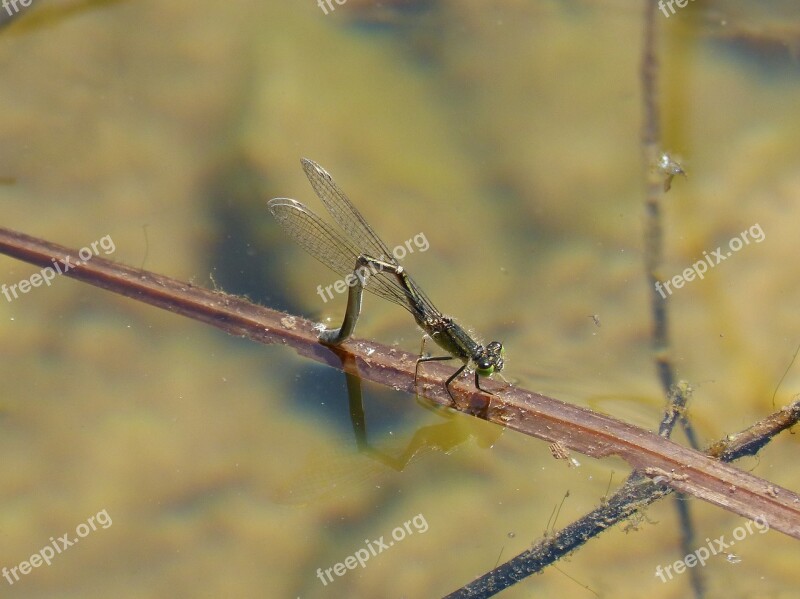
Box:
444, 398, 800, 598
641, 0, 700, 448
641, 3, 703, 596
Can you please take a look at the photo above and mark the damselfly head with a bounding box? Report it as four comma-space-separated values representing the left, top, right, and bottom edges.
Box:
476, 341, 504, 376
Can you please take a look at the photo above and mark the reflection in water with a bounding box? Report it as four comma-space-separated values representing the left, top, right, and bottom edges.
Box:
270, 368, 502, 505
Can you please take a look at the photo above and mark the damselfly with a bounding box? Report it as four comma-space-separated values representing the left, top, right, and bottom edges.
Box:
268, 159, 504, 401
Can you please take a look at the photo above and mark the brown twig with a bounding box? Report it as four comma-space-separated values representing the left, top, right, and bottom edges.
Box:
1, 225, 799, 538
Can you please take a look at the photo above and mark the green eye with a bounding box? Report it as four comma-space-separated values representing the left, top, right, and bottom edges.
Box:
476, 365, 495, 376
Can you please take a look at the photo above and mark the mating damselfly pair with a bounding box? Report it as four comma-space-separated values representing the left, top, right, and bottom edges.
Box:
268, 159, 504, 401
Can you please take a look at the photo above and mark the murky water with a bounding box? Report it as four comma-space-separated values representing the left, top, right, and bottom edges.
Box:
1, 1, 799, 597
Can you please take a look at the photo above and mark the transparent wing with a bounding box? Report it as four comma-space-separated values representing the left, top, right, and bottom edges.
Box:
300, 158, 396, 265
300, 159, 442, 316
268, 197, 424, 312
